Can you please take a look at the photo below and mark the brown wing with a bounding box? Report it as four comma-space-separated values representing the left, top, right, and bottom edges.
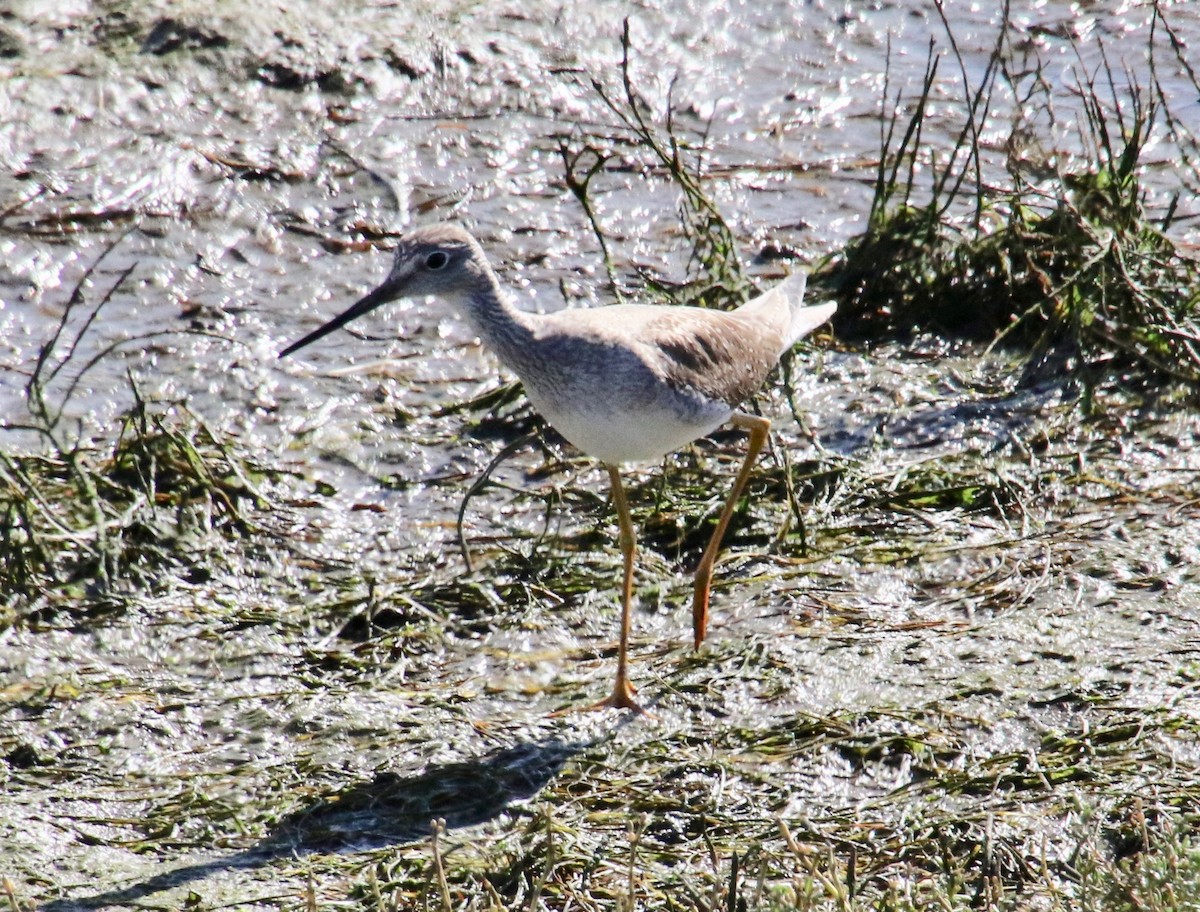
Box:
648, 309, 784, 408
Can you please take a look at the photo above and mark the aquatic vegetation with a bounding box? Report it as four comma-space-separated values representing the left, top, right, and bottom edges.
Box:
0, 246, 274, 621
0, 403, 267, 615
558, 18, 750, 308
825, 5, 1200, 392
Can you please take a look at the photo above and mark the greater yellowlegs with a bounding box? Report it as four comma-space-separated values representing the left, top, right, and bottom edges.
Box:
281, 224, 835, 712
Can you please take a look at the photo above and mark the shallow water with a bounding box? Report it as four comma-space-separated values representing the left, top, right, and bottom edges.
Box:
2, 1, 1200, 909
2, 0, 1196, 447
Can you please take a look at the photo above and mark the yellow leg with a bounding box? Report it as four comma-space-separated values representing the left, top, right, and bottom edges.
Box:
588, 465, 645, 713
692, 412, 771, 649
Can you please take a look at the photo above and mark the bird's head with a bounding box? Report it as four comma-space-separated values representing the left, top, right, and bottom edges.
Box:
279, 224, 488, 358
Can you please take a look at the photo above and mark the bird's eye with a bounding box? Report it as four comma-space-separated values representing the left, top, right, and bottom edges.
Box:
424, 251, 449, 270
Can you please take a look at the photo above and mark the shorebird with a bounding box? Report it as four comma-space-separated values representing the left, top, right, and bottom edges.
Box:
281, 224, 835, 712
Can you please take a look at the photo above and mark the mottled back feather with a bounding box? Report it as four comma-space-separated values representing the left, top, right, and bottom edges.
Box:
650, 309, 781, 408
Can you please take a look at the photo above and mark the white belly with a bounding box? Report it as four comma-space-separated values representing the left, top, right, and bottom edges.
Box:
529, 389, 732, 465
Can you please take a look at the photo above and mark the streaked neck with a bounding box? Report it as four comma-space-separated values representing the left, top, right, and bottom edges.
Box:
458, 270, 538, 367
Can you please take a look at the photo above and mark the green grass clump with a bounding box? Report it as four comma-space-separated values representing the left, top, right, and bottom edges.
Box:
830, 140, 1200, 384
0, 400, 269, 618
824, 11, 1200, 391
1071, 813, 1200, 912
0, 235, 274, 622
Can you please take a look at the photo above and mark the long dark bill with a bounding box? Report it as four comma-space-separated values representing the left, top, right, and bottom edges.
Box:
278, 282, 397, 359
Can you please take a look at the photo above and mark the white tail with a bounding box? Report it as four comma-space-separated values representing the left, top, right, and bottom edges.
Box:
738, 273, 835, 355
789, 300, 837, 347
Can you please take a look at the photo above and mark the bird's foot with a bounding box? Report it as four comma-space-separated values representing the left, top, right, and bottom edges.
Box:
549, 676, 648, 716
587, 675, 648, 715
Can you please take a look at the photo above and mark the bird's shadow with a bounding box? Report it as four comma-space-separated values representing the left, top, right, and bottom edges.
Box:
39, 737, 585, 912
